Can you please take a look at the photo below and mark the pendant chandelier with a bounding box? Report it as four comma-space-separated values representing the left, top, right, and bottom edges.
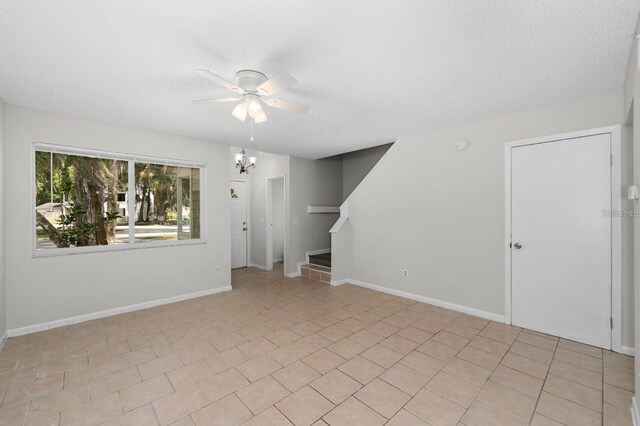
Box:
234, 116, 260, 174
235, 148, 256, 174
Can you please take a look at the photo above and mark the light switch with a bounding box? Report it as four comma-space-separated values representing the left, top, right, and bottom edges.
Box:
629, 185, 639, 201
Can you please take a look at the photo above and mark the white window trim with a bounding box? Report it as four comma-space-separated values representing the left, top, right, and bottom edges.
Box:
32, 142, 207, 257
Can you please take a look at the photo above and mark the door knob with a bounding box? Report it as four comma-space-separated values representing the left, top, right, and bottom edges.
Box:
513, 243, 522, 249
242, 227, 247, 231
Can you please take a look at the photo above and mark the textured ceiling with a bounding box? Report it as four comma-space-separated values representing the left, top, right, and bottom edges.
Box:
0, 1, 638, 159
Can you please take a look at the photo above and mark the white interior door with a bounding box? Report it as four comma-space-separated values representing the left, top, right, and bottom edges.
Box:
230, 180, 248, 269
511, 133, 612, 349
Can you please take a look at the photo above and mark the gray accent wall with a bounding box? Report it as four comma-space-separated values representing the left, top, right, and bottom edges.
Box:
287, 156, 343, 275
342, 143, 392, 201
230, 148, 343, 276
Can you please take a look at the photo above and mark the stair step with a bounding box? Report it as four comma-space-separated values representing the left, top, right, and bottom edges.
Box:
300, 263, 331, 283
308, 252, 331, 267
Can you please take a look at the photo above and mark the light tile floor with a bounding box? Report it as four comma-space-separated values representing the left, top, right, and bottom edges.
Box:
0, 265, 634, 425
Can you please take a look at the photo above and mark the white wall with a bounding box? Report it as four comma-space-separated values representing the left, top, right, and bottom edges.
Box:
229, 148, 342, 275
287, 156, 342, 274
333, 88, 634, 347
342, 143, 392, 201
625, 35, 640, 400
621, 123, 635, 350
5, 106, 231, 331
272, 178, 285, 262
229, 147, 289, 269
0, 96, 6, 343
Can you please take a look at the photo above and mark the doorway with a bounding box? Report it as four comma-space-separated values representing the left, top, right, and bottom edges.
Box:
266, 176, 285, 272
230, 179, 248, 269
505, 126, 622, 350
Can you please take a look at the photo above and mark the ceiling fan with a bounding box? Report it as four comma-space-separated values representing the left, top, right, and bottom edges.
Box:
192, 69, 310, 123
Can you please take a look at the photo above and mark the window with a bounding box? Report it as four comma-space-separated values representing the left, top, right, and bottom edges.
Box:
34, 144, 205, 255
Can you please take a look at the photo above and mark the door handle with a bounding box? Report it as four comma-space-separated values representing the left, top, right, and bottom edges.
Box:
242, 227, 247, 231
513, 243, 522, 249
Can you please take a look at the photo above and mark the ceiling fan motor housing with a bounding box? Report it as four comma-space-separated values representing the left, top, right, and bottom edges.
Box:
235, 70, 268, 92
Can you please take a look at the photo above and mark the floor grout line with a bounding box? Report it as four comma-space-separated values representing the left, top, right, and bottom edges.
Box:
0, 265, 633, 425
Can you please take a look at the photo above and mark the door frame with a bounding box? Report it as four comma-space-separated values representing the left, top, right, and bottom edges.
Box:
231, 178, 251, 268
504, 125, 622, 351
266, 175, 286, 272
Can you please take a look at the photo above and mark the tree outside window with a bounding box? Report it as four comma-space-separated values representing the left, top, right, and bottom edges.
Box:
34, 147, 202, 252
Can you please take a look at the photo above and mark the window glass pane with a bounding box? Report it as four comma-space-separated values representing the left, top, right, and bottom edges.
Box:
35, 151, 129, 250
134, 163, 201, 243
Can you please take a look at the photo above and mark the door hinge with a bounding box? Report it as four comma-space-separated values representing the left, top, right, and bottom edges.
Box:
610, 317, 613, 329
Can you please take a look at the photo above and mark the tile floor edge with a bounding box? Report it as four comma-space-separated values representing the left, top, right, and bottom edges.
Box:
5, 285, 233, 339
336, 278, 506, 323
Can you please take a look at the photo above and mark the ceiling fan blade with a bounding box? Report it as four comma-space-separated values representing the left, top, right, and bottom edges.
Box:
194, 69, 241, 93
264, 97, 310, 114
192, 97, 241, 104
257, 72, 297, 96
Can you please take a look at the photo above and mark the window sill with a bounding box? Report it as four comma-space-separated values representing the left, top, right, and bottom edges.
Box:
32, 238, 207, 258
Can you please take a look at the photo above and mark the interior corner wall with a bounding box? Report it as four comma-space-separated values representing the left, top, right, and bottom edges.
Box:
230, 147, 289, 269
335, 88, 631, 337
5, 106, 232, 332
627, 35, 640, 400
287, 156, 342, 275
621, 123, 635, 349
342, 143, 393, 201
0, 96, 6, 342
272, 178, 285, 261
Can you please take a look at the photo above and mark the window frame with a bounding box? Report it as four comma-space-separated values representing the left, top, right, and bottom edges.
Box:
32, 142, 207, 257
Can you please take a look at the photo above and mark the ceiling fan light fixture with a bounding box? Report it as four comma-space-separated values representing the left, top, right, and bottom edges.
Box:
194, 68, 309, 124
232, 102, 248, 121
253, 110, 268, 123
248, 97, 262, 114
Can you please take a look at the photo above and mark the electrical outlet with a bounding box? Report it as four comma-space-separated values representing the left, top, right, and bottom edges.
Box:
402, 269, 408, 278
293, 217, 299, 224
215, 266, 220, 273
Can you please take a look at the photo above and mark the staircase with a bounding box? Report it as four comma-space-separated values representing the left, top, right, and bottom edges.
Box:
301, 252, 331, 283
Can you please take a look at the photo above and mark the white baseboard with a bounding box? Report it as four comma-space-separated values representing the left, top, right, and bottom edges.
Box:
272, 258, 284, 263
284, 272, 301, 278
7, 286, 232, 338
632, 396, 639, 426
249, 263, 268, 271
620, 345, 635, 357
332, 278, 505, 323
0, 329, 8, 351
285, 261, 303, 278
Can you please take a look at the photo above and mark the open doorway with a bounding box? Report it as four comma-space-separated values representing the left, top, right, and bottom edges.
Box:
266, 176, 285, 272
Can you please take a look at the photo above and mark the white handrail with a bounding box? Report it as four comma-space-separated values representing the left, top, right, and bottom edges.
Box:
329, 201, 348, 233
